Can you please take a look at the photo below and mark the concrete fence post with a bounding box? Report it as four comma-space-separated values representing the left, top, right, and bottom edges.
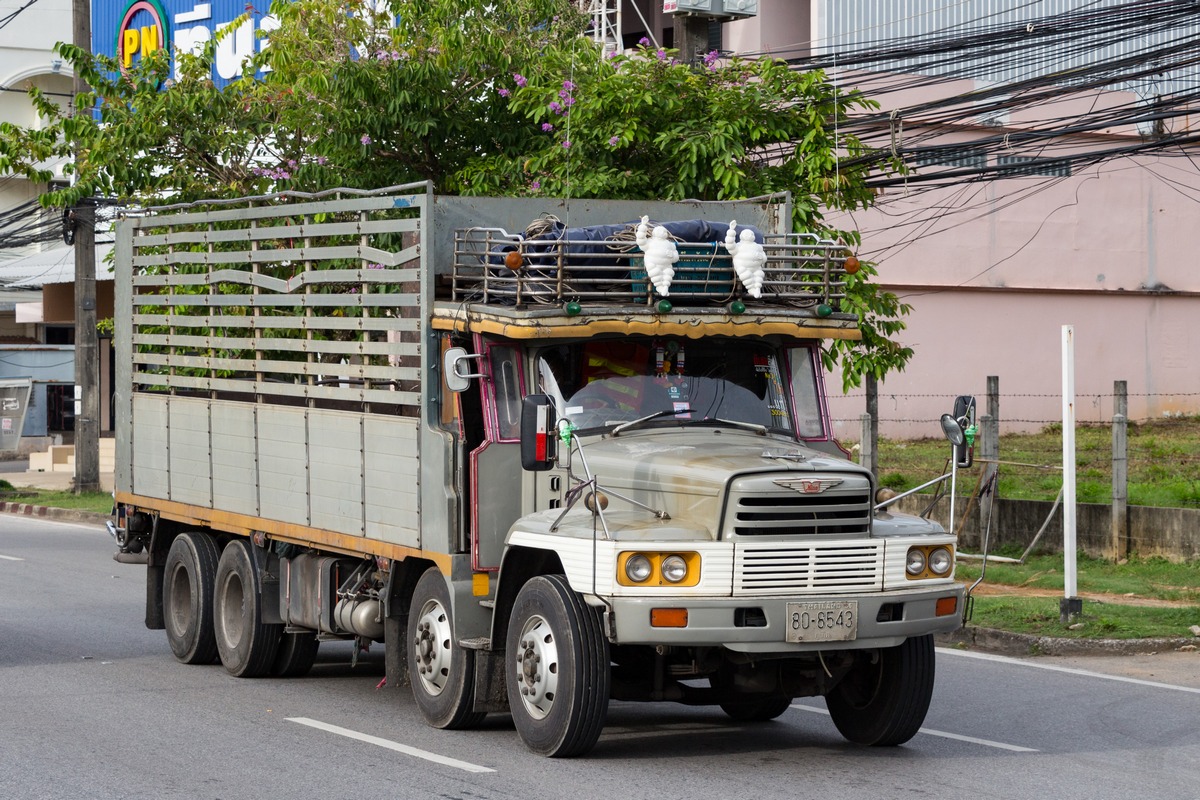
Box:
979, 376, 1000, 542
859, 414, 874, 473
864, 374, 879, 479
1112, 380, 1128, 560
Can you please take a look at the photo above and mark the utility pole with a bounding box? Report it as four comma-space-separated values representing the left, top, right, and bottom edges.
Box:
72, 0, 100, 493
676, 15, 709, 64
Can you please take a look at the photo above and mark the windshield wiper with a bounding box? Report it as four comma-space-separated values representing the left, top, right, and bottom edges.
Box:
687, 417, 768, 435
611, 409, 687, 436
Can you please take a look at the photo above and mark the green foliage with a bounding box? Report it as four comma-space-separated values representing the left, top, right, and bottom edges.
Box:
967, 596, 1198, 640
0, 0, 912, 386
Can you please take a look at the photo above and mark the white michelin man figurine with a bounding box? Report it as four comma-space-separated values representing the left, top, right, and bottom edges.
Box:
636, 215, 678, 296
723, 219, 766, 299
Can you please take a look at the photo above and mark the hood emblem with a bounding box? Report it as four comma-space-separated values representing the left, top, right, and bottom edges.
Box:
774, 477, 843, 494
761, 449, 807, 462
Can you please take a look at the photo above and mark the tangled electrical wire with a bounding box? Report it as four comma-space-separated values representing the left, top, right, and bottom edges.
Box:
765, 0, 1200, 192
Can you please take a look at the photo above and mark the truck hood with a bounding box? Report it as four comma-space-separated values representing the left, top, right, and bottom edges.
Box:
576, 428, 868, 490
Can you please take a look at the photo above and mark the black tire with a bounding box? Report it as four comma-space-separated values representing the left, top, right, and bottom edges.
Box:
506, 574, 610, 758
408, 568, 487, 729
213, 539, 283, 678
825, 634, 935, 746
718, 694, 794, 722
162, 532, 220, 665
272, 632, 320, 678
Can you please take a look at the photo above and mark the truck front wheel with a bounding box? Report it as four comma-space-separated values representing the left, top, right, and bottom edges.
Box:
162, 532, 220, 665
506, 575, 609, 757
825, 634, 935, 746
213, 539, 282, 677
408, 568, 486, 729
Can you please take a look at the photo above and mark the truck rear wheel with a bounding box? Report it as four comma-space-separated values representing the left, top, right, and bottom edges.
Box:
163, 532, 220, 665
213, 539, 282, 678
717, 693, 794, 722
408, 568, 486, 729
272, 632, 320, 677
825, 634, 935, 746
506, 575, 609, 758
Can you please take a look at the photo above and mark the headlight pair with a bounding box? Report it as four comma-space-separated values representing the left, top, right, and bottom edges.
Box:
618, 552, 700, 587
905, 545, 954, 579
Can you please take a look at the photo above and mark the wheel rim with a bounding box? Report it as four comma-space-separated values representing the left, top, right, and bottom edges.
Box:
219, 572, 246, 649
414, 598, 453, 696
514, 613, 560, 720
167, 563, 191, 636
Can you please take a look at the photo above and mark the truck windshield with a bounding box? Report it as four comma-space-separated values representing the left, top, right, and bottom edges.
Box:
535, 338, 793, 434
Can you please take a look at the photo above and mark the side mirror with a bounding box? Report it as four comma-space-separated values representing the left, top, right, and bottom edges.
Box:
940, 413, 965, 446
949, 395, 976, 467
520, 394, 558, 471
443, 347, 485, 393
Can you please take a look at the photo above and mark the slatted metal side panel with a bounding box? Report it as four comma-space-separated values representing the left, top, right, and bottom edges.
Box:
257, 407, 311, 527
125, 187, 427, 408
118, 186, 430, 544
309, 409, 366, 535
211, 401, 258, 517
364, 417, 419, 547
130, 395, 170, 498
167, 397, 211, 508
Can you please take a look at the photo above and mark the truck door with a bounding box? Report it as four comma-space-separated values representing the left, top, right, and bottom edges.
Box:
469, 339, 524, 571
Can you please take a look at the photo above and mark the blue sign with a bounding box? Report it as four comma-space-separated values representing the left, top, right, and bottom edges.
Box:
92, 0, 279, 88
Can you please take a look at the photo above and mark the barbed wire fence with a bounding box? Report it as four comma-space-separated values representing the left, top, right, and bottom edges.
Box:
836, 378, 1200, 560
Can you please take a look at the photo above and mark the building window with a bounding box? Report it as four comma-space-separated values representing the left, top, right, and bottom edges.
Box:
995, 155, 1072, 178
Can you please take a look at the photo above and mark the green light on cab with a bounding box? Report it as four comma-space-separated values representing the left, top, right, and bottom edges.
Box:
656, 299, 673, 314
565, 300, 582, 316
729, 300, 746, 315
816, 303, 833, 318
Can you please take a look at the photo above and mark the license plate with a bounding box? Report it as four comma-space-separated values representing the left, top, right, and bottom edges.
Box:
785, 601, 858, 643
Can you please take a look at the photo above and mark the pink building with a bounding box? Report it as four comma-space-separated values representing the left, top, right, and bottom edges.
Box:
618, 1, 1200, 438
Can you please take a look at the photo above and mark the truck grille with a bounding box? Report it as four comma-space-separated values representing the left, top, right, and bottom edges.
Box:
734, 541, 884, 595
727, 476, 872, 536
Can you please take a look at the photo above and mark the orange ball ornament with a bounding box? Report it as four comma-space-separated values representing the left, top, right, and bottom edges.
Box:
504, 250, 523, 271
844, 255, 861, 275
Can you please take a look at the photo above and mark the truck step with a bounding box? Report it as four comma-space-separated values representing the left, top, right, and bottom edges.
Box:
458, 637, 491, 650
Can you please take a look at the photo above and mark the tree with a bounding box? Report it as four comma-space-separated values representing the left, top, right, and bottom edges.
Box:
0, 0, 909, 387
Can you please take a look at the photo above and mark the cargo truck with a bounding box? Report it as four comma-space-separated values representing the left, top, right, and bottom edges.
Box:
108, 183, 964, 757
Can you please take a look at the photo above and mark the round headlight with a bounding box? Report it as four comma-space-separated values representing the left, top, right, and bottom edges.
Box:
905, 548, 927, 576
625, 554, 653, 583
928, 547, 953, 575
661, 555, 688, 583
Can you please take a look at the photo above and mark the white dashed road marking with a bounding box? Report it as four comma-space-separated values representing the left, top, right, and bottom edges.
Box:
286, 717, 496, 773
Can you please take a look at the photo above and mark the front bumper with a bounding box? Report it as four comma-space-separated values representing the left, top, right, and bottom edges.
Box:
598, 584, 964, 652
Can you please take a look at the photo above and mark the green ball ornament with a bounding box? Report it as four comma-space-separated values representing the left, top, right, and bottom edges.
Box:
656, 299, 673, 314
816, 303, 833, 318
729, 300, 746, 315
565, 300, 582, 316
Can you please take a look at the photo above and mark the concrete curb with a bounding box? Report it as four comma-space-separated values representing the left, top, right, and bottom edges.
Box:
937, 626, 1197, 657
0, 502, 111, 527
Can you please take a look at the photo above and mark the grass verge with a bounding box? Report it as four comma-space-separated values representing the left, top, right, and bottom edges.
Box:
965, 596, 1199, 640
958, 552, 1200, 640
0, 480, 112, 515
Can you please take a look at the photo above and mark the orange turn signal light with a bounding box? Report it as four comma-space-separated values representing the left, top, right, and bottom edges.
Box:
936, 596, 959, 617
650, 608, 688, 628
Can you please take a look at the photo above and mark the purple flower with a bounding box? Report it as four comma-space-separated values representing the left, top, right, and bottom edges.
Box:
549, 101, 562, 113
562, 140, 571, 149
287, 159, 297, 168
558, 89, 571, 100
513, 72, 527, 87
564, 96, 575, 107
608, 135, 619, 146
530, 180, 541, 190
315, 156, 328, 166
367, 263, 384, 269
562, 80, 575, 91
541, 122, 554, 132
704, 50, 720, 66
655, 49, 667, 61
360, 134, 372, 145
498, 88, 510, 97
638, 36, 650, 46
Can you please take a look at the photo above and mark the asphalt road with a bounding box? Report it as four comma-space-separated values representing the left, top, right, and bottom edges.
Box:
2, 515, 1199, 800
